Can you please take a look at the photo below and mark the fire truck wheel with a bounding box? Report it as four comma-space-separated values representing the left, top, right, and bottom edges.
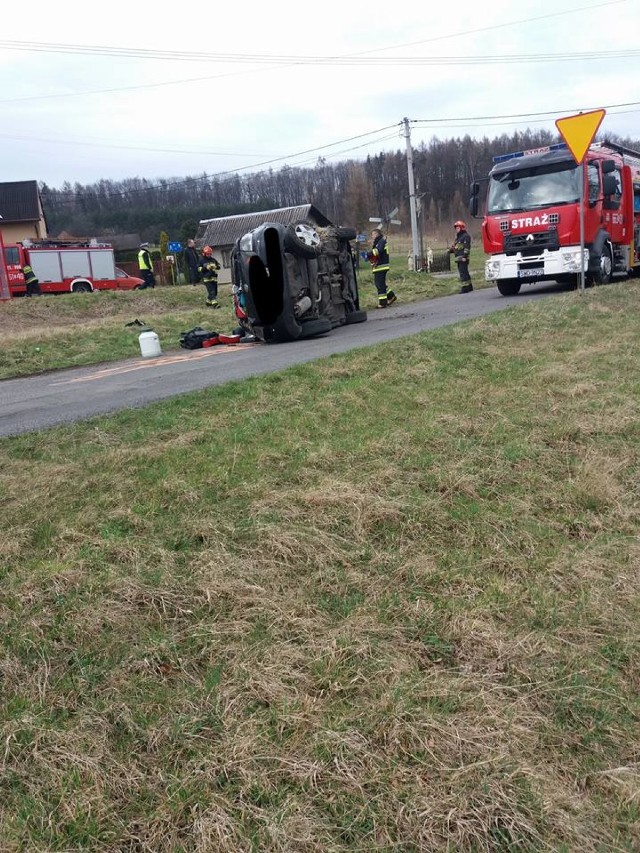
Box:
589, 245, 613, 286
496, 280, 521, 296
72, 281, 93, 293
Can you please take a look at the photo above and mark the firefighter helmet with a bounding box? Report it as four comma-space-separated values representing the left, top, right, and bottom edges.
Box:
202, 246, 213, 257
454, 220, 466, 230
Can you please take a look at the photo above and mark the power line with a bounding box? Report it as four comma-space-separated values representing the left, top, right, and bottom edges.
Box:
0, 1, 628, 104
0, 133, 274, 158
0, 1, 626, 62
410, 100, 640, 124
23, 101, 640, 174
41, 124, 402, 205
40, 96, 640, 206
1, 42, 637, 65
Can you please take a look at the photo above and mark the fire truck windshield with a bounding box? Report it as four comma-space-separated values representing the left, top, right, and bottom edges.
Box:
487, 161, 580, 214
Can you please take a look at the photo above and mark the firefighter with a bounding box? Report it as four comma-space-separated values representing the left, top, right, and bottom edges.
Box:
22, 264, 42, 297
198, 245, 221, 308
449, 221, 473, 293
365, 228, 397, 308
137, 243, 156, 289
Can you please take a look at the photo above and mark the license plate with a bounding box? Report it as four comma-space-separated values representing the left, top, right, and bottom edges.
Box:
518, 268, 544, 278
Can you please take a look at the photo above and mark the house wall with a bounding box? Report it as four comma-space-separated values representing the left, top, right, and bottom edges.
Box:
0, 222, 43, 244
213, 248, 232, 285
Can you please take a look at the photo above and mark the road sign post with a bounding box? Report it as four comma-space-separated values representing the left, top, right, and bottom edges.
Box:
555, 109, 606, 293
168, 241, 182, 285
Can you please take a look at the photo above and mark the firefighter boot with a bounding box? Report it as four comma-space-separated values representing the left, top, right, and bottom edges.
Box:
386, 290, 397, 306
459, 283, 473, 294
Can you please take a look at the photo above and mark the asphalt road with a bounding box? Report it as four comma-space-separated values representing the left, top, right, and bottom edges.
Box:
0, 281, 565, 437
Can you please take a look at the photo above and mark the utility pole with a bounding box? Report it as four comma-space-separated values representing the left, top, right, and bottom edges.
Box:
403, 117, 421, 271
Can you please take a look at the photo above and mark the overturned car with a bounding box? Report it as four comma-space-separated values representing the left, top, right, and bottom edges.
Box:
231, 221, 367, 343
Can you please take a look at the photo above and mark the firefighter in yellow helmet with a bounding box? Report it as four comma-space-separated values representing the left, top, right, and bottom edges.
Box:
449, 221, 473, 293
197, 245, 221, 308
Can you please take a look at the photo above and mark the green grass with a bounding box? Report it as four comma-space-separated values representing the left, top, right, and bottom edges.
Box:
0, 254, 486, 380
1, 282, 639, 850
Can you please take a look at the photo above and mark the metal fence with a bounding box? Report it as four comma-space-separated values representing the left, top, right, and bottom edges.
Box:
407, 250, 451, 273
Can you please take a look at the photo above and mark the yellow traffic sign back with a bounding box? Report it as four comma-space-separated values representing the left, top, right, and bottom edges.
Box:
555, 109, 606, 164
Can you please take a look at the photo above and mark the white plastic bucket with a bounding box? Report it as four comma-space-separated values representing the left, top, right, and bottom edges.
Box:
138, 330, 162, 358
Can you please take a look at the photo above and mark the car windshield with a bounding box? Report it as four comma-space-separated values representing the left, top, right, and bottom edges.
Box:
487, 161, 580, 214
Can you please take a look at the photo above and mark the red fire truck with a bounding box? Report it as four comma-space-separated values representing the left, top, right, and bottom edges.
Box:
470, 140, 640, 295
2, 238, 144, 297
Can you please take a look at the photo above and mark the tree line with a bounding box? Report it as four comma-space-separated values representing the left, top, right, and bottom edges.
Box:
41, 129, 640, 244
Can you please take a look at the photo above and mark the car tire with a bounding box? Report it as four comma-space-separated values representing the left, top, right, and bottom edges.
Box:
298, 318, 332, 339
333, 226, 357, 241
284, 222, 321, 258
345, 309, 367, 324
72, 281, 93, 293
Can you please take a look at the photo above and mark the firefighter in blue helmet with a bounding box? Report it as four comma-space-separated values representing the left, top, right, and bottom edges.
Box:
365, 228, 397, 308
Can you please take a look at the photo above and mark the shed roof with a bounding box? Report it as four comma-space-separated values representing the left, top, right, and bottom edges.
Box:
0, 181, 41, 222
196, 204, 332, 248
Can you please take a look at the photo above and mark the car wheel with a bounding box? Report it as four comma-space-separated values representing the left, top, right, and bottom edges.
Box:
284, 222, 321, 258
345, 309, 367, 324
333, 226, 357, 241
298, 318, 332, 339
72, 281, 93, 293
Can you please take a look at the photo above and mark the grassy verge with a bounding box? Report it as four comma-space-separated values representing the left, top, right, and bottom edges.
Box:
0, 256, 485, 380
1, 283, 639, 851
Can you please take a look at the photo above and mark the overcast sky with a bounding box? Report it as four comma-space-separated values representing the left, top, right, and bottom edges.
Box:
1, 0, 638, 188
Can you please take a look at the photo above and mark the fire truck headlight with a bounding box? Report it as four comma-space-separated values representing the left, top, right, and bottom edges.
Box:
485, 260, 501, 280
562, 250, 588, 272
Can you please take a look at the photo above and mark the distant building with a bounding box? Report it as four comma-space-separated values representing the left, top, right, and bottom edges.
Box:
0, 180, 48, 243
196, 204, 332, 284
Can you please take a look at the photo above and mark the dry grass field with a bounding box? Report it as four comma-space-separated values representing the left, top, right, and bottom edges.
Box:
1, 281, 638, 851
0, 254, 482, 380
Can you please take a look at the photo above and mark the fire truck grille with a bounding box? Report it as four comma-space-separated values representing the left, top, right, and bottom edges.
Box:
503, 231, 560, 256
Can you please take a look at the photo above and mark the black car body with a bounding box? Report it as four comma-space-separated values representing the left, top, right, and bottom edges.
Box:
231, 221, 367, 343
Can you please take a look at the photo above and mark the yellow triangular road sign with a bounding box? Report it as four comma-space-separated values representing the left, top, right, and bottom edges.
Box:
555, 109, 606, 164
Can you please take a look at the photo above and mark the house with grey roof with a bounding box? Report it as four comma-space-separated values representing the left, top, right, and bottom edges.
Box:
0, 181, 48, 244
195, 204, 332, 284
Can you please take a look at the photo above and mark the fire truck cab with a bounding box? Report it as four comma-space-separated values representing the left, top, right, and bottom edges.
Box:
3, 238, 144, 296
471, 141, 640, 295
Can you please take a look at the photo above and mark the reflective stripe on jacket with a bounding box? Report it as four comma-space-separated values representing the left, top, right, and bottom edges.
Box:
198, 258, 220, 282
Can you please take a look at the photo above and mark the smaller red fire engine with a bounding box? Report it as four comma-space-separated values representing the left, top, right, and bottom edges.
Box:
1, 238, 144, 297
